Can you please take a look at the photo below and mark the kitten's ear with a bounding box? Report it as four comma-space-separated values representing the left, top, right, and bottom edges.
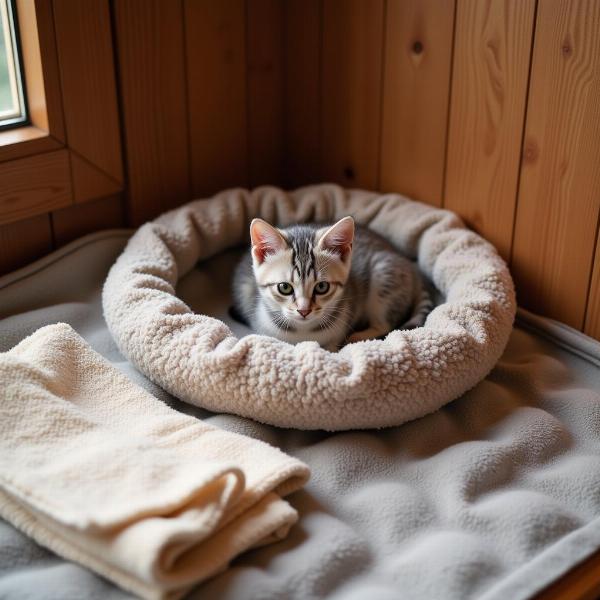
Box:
318, 216, 354, 261
250, 218, 287, 264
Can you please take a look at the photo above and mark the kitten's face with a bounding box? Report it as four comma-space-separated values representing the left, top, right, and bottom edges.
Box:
250, 217, 354, 329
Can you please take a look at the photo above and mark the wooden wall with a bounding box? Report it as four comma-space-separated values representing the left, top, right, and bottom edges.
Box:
0, 0, 125, 274
113, 0, 286, 224
0, 0, 124, 272
287, 0, 600, 341
2, 0, 600, 343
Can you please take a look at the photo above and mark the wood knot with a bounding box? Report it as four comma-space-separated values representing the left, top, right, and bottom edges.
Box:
561, 39, 572, 58
470, 211, 483, 230
343, 166, 355, 180
522, 139, 539, 164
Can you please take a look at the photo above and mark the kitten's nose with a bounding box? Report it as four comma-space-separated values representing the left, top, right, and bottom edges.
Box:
297, 308, 312, 318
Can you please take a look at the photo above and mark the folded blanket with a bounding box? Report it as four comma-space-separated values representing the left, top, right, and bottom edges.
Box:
0, 323, 310, 600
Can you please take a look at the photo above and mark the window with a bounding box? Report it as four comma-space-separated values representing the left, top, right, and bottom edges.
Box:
0, 0, 26, 130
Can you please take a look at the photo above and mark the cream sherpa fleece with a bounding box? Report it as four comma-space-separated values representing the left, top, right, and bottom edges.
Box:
0, 323, 310, 599
102, 185, 516, 430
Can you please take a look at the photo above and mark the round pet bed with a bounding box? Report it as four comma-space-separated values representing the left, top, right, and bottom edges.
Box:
103, 185, 516, 430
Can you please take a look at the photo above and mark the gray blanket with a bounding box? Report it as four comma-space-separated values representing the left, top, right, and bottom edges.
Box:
1, 231, 600, 600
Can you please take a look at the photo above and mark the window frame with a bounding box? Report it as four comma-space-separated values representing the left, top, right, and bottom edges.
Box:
0, 0, 29, 131
0, 0, 65, 163
0, 0, 123, 228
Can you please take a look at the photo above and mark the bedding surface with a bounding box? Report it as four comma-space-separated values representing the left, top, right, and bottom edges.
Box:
1, 231, 600, 600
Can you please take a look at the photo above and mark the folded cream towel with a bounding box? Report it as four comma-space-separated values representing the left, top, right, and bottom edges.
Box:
0, 323, 310, 599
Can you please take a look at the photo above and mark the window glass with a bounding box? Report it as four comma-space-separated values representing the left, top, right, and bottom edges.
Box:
0, 0, 27, 128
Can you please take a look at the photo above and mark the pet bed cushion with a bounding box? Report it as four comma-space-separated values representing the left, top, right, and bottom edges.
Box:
102, 185, 516, 430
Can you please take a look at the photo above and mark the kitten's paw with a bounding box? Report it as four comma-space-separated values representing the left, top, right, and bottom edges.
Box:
347, 328, 385, 343
347, 332, 364, 344
401, 315, 426, 330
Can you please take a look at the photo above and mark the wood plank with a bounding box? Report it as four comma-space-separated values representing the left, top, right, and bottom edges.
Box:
247, 0, 284, 187
444, 0, 535, 259
0, 150, 72, 225
51, 194, 124, 246
185, 0, 248, 196
584, 238, 600, 340
53, 0, 123, 182
321, 0, 385, 189
0, 126, 62, 163
511, 0, 600, 329
535, 547, 600, 600
380, 0, 455, 207
113, 0, 190, 225
70, 152, 123, 204
283, 0, 321, 188
0, 214, 53, 275
17, 0, 66, 141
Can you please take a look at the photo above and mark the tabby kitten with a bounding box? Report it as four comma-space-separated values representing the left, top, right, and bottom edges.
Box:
231, 216, 431, 350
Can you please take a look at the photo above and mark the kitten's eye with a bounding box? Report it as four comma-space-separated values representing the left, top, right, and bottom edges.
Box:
314, 281, 330, 295
277, 282, 294, 295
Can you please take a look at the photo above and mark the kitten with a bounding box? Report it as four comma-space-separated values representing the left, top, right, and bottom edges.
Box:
231, 216, 431, 350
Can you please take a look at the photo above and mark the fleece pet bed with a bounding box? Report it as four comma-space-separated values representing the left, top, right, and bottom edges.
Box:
102, 185, 516, 430
0, 323, 309, 600
2, 230, 600, 600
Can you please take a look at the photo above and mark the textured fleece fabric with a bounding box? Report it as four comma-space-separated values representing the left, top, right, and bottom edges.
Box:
0, 324, 309, 600
2, 232, 600, 600
102, 185, 516, 430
